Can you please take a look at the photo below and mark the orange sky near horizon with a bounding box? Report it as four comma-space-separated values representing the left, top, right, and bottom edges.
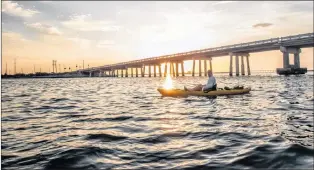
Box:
1, 36, 313, 74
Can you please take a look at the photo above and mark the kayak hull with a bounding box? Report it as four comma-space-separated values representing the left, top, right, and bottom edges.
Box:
157, 88, 251, 97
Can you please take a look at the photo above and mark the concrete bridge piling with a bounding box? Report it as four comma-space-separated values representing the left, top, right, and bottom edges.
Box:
192, 60, 196, 76
276, 46, 306, 75
181, 62, 185, 76
229, 52, 250, 76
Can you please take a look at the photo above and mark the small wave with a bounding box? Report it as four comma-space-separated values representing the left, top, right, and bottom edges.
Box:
17, 140, 51, 152
3, 153, 48, 169
44, 146, 114, 170
72, 116, 133, 123
58, 114, 88, 119
1, 154, 18, 161
85, 133, 128, 142
229, 143, 314, 169
139, 136, 168, 144
104, 116, 133, 122
34, 105, 78, 110
133, 117, 152, 121
269, 136, 285, 143
15, 94, 31, 97
50, 98, 69, 102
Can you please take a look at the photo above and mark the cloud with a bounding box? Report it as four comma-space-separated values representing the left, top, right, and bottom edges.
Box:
2, 1, 40, 18
67, 37, 91, 49
25, 22, 62, 36
252, 23, 273, 28
61, 14, 120, 32
39, 1, 53, 3
97, 40, 115, 48
212, 1, 235, 5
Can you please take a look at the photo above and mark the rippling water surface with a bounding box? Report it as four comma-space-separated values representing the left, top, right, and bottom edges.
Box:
2, 73, 314, 170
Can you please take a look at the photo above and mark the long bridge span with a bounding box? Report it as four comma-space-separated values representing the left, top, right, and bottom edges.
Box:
78, 32, 314, 77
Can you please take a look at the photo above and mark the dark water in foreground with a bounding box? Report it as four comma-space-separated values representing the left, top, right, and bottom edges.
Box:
2, 73, 314, 170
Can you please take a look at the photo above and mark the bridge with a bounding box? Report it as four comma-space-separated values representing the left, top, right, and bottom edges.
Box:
77, 32, 314, 77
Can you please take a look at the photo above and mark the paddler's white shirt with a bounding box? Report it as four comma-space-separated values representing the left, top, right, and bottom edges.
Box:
202, 76, 216, 90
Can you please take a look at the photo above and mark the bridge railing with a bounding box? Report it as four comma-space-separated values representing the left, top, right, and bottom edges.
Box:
279, 33, 314, 42
79, 32, 314, 72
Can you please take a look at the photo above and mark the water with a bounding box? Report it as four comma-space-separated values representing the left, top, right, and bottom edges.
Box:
2, 73, 314, 170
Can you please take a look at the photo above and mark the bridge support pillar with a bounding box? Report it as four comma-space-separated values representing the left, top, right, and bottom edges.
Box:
199, 60, 202, 76
169, 63, 172, 77
235, 55, 239, 76
181, 61, 185, 76
229, 53, 233, 76
277, 46, 306, 75
131, 68, 133, 77
159, 64, 162, 77
154, 65, 156, 77
209, 58, 213, 72
89, 72, 92, 77
204, 60, 207, 76
241, 56, 245, 75
294, 48, 301, 68
125, 68, 128, 77
142, 65, 145, 77
164, 63, 168, 77
192, 60, 195, 76
175, 62, 179, 77
136, 67, 138, 77
280, 46, 302, 68
148, 65, 151, 77
140, 67, 143, 77
121, 69, 124, 77
171, 62, 175, 77
99, 71, 103, 77
246, 56, 251, 75
282, 51, 290, 69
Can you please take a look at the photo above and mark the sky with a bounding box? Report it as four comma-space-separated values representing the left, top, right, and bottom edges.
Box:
1, 1, 313, 74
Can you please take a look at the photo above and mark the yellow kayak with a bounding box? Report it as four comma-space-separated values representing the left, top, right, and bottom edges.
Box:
157, 88, 251, 97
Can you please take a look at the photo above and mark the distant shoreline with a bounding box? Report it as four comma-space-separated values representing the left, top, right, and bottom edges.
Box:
2, 70, 313, 79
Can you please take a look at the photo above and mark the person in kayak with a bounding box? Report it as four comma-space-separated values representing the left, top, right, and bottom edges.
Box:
184, 70, 217, 92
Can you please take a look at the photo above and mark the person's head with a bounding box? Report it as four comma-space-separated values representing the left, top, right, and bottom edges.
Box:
207, 70, 213, 77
